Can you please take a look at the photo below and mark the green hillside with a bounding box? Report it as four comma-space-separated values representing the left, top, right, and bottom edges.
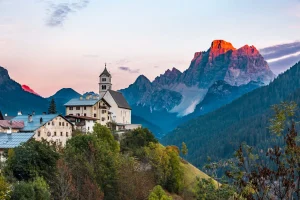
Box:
162, 61, 300, 168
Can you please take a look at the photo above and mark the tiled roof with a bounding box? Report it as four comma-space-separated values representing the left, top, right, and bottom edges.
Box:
0, 120, 24, 129
108, 90, 131, 110
65, 115, 98, 121
13, 114, 60, 132
64, 98, 100, 106
0, 132, 34, 148
100, 67, 111, 77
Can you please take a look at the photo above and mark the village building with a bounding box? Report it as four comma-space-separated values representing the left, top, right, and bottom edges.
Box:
13, 114, 73, 147
65, 64, 141, 132
0, 120, 24, 133
64, 95, 111, 126
65, 115, 98, 134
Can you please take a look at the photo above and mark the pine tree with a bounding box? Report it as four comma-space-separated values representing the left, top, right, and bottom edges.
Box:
48, 98, 57, 114
181, 142, 188, 157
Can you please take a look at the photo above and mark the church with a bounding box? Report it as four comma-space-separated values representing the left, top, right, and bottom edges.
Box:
64, 65, 138, 132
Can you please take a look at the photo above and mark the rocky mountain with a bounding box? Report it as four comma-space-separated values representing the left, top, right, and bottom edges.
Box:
0, 66, 48, 116
162, 61, 300, 168
47, 88, 81, 114
22, 85, 40, 96
120, 40, 275, 134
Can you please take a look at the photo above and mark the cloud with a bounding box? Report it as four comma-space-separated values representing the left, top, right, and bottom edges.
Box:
260, 41, 300, 74
118, 66, 140, 73
46, 0, 90, 27
260, 41, 300, 60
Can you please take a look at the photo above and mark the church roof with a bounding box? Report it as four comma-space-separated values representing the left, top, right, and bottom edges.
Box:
108, 90, 131, 110
100, 67, 111, 77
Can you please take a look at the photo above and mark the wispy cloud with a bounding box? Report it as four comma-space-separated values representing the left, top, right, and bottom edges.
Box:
260, 41, 300, 74
260, 41, 300, 60
118, 66, 140, 73
116, 59, 130, 65
46, 0, 90, 27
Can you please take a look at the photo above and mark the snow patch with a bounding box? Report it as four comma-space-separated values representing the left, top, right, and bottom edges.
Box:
165, 83, 208, 116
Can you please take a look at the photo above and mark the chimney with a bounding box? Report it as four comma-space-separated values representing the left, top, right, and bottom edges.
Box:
17, 111, 22, 116
28, 114, 33, 123
9, 120, 12, 125
40, 117, 43, 124
7, 127, 12, 134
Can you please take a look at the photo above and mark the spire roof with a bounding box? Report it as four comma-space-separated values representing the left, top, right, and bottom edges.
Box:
100, 63, 111, 77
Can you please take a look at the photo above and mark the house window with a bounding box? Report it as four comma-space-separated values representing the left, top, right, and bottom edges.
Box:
61, 132, 63, 136
102, 117, 105, 121
77, 113, 80, 116
84, 113, 87, 116
52, 122, 54, 126
108, 116, 110, 120
102, 110, 106, 114
69, 107, 73, 110
102, 78, 106, 82
54, 132, 57, 136
47, 132, 51, 136
59, 122, 61, 126
66, 123, 68, 126
94, 114, 97, 117
76, 106, 80, 110
66, 132, 69, 137
94, 106, 96, 110
84, 106, 86, 110
102, 85, 106, 90
38, 131, 41, 137
62, 122, 64, 126
48, 122, 50, 125
88, 127, 90, 130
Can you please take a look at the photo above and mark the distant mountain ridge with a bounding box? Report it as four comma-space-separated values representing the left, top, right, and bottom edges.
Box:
0, 66, 48, 116
120, 40, 275, 134
22, 85, 40, 96
0, 66, 80, 116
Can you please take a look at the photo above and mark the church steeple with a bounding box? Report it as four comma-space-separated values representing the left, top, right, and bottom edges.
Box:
99, 63, 112, 96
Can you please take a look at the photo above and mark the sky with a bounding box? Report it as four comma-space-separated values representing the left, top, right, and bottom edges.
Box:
0, 0, 300, 97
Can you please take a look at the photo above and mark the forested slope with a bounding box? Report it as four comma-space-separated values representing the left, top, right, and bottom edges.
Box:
162, 62, 300, 168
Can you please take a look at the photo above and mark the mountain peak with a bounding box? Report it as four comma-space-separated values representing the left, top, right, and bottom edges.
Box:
210, 40, 236, 53
134, 75, 151, 85
22, 85, 40, 96
238, 45, 260, 55
0, 66, 10, 84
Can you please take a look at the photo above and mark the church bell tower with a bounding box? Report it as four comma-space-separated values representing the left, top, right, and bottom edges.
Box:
99, 63, 112, 97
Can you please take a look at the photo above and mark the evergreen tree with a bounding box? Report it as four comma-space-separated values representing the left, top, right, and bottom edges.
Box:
48, 98, 57, 114
181, 142, 188, 157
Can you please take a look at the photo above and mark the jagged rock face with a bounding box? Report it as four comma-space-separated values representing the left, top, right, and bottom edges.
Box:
181, 40, 275, 88
0, 66, 21, 91
120, 39, 275, 131
22, 85, 40, 96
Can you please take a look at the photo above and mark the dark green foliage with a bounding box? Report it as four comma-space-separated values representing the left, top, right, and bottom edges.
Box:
5, 139, 59, 182
11, 177, 50, 200
48, 98, 57, 114
163, 61, 300, 168
120, 127, 158, 154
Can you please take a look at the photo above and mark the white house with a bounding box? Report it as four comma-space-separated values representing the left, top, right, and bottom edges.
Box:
13, 114, 73, 147
65, 115, 98, 134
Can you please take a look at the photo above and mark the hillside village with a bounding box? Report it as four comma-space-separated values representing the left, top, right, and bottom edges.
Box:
0, 65, 141, 158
